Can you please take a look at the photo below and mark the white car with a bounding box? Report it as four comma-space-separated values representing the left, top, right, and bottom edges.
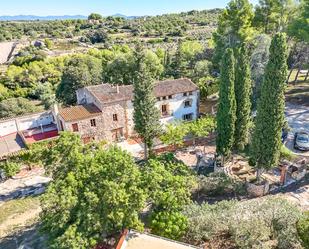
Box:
294, 131, 309, 151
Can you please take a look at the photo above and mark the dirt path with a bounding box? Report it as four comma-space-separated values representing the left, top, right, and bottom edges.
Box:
0, 206, 41, 238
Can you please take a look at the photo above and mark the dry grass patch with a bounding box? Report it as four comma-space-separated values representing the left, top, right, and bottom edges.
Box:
0, 197, 41, 238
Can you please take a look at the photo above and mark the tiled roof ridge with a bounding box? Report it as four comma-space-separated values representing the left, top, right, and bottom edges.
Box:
85, 78, 198, 104
85, 77, 195, 88
59, 103, 102, 122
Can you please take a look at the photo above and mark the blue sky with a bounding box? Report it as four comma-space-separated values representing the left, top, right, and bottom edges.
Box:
0, 0, 259, 16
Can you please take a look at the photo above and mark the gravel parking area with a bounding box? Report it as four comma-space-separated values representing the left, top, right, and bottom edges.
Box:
285, 103, 309, 157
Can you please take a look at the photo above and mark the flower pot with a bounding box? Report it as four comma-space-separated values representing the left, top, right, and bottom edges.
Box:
246, 181, 269, 197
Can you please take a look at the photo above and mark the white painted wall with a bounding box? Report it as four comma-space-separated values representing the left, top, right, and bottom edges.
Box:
155, 91, 199, 125
0, 120, 17, 137
17, 113, 54, 131
126, 90, 199, 136
0, 112, 55, 137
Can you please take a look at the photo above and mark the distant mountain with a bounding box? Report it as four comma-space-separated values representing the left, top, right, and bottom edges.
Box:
0, 15, 87, 21
111, 13, 139, 20
0, 14, 140, 21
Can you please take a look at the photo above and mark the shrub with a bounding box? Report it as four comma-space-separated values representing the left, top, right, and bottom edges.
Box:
197, 172, 246, 196
280, 145, 296, 161
0, 97, 41, 119
150, 211, 188, 240
183, 200, 235, 243
0, 160, 21, 178
297, 211, 309, 249
184, 197, 302, 248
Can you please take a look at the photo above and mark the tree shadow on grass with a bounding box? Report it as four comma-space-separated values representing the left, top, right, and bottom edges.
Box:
0, 223, 47, 249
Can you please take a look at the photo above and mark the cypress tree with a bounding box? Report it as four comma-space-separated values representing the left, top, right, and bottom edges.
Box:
234, 45, 252, 150
251, 33, 288, 180
216, 48, 237, 157
133, 47, 162, 159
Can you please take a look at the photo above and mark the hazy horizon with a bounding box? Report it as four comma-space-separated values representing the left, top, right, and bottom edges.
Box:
0, 0, 259, 17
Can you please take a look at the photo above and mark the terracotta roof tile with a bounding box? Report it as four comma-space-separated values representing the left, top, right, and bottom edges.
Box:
59, 104, 101, 122
86, 78, 198, 104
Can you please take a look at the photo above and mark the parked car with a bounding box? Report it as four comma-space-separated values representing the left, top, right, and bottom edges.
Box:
294, 131, 309, 151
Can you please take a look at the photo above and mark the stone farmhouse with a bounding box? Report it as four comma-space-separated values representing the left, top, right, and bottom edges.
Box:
56, 78, 200, 143
0, 78, 199, 157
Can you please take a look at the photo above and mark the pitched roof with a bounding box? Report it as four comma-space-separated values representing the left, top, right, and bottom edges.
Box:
59, 104, 101, 122
85, 78, 198, 104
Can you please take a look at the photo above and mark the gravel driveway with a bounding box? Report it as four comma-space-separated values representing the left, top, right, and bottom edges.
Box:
285, 103, 309, 157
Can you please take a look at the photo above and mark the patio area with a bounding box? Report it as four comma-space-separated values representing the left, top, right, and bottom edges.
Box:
22, 124, 59, 144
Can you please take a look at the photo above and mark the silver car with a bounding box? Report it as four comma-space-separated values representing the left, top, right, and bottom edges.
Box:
294, 131, 309, 151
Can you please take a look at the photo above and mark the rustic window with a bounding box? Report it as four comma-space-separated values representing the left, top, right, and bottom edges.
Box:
72, 123, 79, 132
113, 114, 118, 121
168, 95, 173, 99
183, 113, 193, 121
161, 104, 168, 116
184, 100, 192, 108
183, 92, 188, 97
163, 96, 167, 100
90, 119, 96, 127
189, 91, 193, 95
157, 97, 161, 101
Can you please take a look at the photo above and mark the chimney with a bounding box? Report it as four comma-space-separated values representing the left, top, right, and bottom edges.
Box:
52, 103, 61, 132
52, 103, 59, 116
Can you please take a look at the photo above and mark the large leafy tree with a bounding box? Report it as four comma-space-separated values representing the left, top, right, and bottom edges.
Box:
253, 0, 298, 34
172, 41, 203, 78
160, 123, 189, 149
250, 33, 288, 180
88, 13, 103, 20
288, 0, 309, 42
40, 133, 146, 249
0, 97, 41, 118
56, 54, 102, 105
143, 154, 195, 240
104, 49, 163, 84
234, 45, 252, 150
216, 48, 236, 157
160, 117, 216, 150
250, 34, 272, 107
40, 133, 196, 247
133, 47, 161, 159
213, 0, 254, 68
188, 116, 216, 150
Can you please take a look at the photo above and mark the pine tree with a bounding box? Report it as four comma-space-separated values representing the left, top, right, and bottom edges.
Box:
133, 47, 162, 159
213, 0, 254, 69
251, 33, 288, 181
216, 48, 237, 157
234, 45, 252, 150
